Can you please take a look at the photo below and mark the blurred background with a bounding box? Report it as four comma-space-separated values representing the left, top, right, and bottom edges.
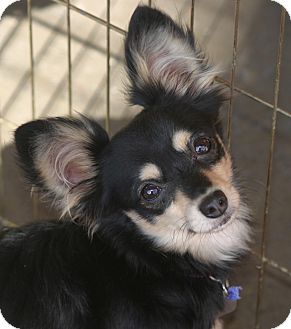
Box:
0, 1, 290, 328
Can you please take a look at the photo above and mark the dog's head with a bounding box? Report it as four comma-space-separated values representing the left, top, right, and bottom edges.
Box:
15, 6, 250, 265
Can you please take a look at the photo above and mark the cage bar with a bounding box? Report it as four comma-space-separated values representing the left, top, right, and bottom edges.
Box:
216, 77, 291, 119
66, 0, 72, 116
190, 0, 196, 32
254, 8, 286, 329
27, 0, 35, 119
251, 251, 291, 279
53, 0, 126, 35
27, 0, 39, 220
227, 0, 240, 149
106, 0, 111, 134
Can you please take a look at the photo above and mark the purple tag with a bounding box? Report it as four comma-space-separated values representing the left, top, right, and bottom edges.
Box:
226, 286, 242, 301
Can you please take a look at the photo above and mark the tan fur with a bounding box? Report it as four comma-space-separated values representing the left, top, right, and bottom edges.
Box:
139, 163, 162, 181
202, 135, 238, 209
172, 130, 192, 153
203, 154, 233, 190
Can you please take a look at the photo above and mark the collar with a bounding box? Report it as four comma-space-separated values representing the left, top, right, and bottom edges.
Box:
209, 275, 229, 296
209, 275, 242, 317
209, 275, 242, 301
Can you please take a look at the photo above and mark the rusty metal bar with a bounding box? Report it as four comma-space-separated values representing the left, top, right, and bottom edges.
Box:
227, 0, 240, 149
216, 77, 291, 119
27, 0, 35, 119
254, 9, 286, 329
66, 0, 72, 116
148, 0, 152, 7
263, 258, 291, 279
251, 250, 291, 279
190, 0, 196, 32
1, 14, 66, 116
53, 0, 126, 36
27, 0, 38, 220
106, 0, 111, 134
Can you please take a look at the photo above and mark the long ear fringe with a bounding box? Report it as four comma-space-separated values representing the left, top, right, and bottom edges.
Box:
15, 117, 109, 228
125, 6, 225, 108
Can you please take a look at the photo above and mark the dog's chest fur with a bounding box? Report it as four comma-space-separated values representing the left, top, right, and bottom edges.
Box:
81, 218, 225, 329
92, 252, 224, 328
0, 220, 224, 329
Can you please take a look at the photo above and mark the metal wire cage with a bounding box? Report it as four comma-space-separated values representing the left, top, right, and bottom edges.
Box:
0, 1, 290, 328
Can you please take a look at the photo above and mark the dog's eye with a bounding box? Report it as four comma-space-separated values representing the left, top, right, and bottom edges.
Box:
141, 184, 162, 201
193, 137, 211, 155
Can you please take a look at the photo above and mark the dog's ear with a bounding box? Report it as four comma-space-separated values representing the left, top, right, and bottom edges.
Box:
125, 6, 222, 108
15, 117, 109, 223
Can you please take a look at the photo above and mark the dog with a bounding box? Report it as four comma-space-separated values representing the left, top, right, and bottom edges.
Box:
0, 6, 251, 329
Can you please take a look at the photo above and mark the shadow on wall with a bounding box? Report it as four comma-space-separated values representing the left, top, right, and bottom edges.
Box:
3, 0, 54, 17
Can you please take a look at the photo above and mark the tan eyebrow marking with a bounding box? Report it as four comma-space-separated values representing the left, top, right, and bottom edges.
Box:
139, 163, 162, 181
172, 130, 192, 153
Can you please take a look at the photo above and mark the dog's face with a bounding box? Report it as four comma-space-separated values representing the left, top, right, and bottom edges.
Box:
109, 109, 233, 234
103, 107, 249, 264
15, 6, 250, 265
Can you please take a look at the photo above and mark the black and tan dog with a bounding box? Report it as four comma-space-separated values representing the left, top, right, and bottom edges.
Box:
0, 6, 251, 329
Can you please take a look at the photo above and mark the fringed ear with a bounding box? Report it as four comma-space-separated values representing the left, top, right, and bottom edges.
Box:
125, 6, 221, 108
15, 117, 109, 227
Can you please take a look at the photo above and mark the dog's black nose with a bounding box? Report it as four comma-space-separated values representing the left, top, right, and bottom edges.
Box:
199, 190, 228, 218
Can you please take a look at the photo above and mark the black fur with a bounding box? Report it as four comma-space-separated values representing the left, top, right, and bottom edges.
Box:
0, 6, 249, 329
0, 219, 227, 329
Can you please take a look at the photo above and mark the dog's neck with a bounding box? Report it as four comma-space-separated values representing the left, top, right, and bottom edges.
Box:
96, 213, 230, 281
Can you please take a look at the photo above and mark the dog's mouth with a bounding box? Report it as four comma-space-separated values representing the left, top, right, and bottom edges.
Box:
211, 213, 233, 232
187, 210, 235, 234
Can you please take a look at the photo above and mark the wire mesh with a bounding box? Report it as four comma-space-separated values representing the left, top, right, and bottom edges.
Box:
254, 8, 286, 329
0, 1, 290, 328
